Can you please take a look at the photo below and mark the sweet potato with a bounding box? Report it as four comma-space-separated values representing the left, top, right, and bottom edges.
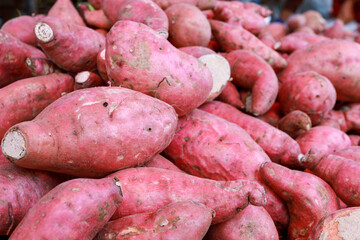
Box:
89, 0, 101, 9
243, 2, 272, 17
74, 71, 104, 90
296, 126, 351, 162
108, 167, 266, 224
164, 108, 289, 230
200, 101, 302, 167
1, 15, 44, 46
1, 87, 177, 177
278, 71, 336, 125
25, 57, 60, 77
302, 10, 326, 33
9, 177, 123, 240
319, 110, 348, 131
280, 40, 360, 102
105, 20, 213, 116
48, 0, 86, 26
260, 162, 339, 240
210, 20, 287, 70
334, 146, 360, 162
144, 154, 183, 172
179, 46, 215, 58
224, 50, 278, 115
0, 73, 74, 140
95, 201, 213, 240
0, 159, 65, 235
286, 14, 306, 32
216, 82, 244, 109
343, 103, 360, 133
278, 110, 312, 139
95, 29, 108, 36
166, 3, 211, 47
102, 0, 169, 38
257, 102, 281, 127
0, 30, 47, 88
258, 33, 276, 49
97, 49, 108, 83
260, 22, 286, 41
294, 26, 315, 34
349, 135, 360, 146
308, 207, 360, 240
324, 19, 346, 39
205, 206, 279, 240
152, 0, 216, 10
300, 153, 360, 207
83, 9, 112, 30
275, 32, 328, 53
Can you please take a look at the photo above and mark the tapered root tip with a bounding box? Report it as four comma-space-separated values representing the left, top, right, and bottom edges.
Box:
1, 130, 27, 161
34, 22, 54, 43
249, 188, 267, 206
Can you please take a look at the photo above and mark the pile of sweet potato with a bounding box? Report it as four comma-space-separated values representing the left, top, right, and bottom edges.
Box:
1, 0, 360, 239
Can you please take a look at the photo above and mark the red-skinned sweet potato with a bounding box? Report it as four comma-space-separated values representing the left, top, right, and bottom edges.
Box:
1, 87, 178, 177
74, 71, 105, 90
278, 110, 312, 139
144, 154, 183, 172
300, 153, 360, 207
95, 201, 213, 240
280, 40, 360, 102
35, 17, 105, 72
275, 32, 328, 53
89, 0, 101, 9
179, 46, 215, 58
308, 207, 360, 240
25, 57, 60, 77
0, 30, 47, 88
105, 20, 213, 116
215, 82, 244, 109
83, 9, 112, 30
243, 2, 272, 17
278, 71, 336, 125
257, 102, 281, 127
152, 0, 216, 10
97, 49, 108, 83
108, 167, 266, 224
324, 19, 346, 39
9, 177, 123, 240
343, 103, 360, 133
210, 20, 287, 70
286, 14, 306, 32
224, 50, 278, 115
258, 32, 276, 49
349, 135, 360, 146
0, 73, 74, 140
260, 22, 286, 41
260, 162, 339, 240
205, 205, 279, 240
319, 110, 348, 131
302, 10, 326, 33
166, 3, 211, 47
334, 146, 360, 162
0, 157, 66, 235
48, 0, 86, 26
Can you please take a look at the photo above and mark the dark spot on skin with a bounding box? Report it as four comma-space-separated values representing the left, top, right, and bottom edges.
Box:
147, 127, 152, 132
72, 131, 77, 136
159, 47, 162, 50
86, 60, 91, 65
184, 137, 190, 142
103, 102, 108, 107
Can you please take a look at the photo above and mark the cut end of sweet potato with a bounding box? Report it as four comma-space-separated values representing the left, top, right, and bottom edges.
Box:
34, 22, 54, 43
1, 129, 27, 161
199, 54, 231, 102
158, 30, 169, 39
100, 49, 106, 60
75, 71, 91, 84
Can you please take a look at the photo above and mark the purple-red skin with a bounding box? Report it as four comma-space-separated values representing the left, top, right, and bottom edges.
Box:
1, 15, 44, 46
2, 87, 178, 177
257, 102, 282, 127
83, 9, 112, 30
215, 82, 244, 109
144, 154, 183, 172
164, 108, 289, 231
324, 19, 345, 39
278, 110, 312, 139
0, 30, 47, 88
294, 26, 315, 34
95, 201, 213, 240
278, 71, 336, 125
152, 0, 216, 10
0, 73, 74, 140
286, 14, 306, 32
0, 158, 66, 235
95, 29, 108, 36
300, 154, 360, 207
260, 162, 339, 240
108, 167, 267, 224
36, 17, 105, 73
302, 10, 326, 33
205, 206, 279, 240
74, 71, 105, 90
210, 20, 287, 70
319, 110, 348, 132
224, 50, 278, 115
166, 3, 211, 47
349, 135, 360, 146
334, 146, 360, 162
243, 2, 272, 17
280, 40, 360, 102
258, 32, 276, 49
105, 20, 213, 117
275, 32, 328, 53
179, 46, 215, 58
200, 101, 302, 167
25, 57, 61, 77
48, 0, 86, 26
260, 22, 286, 41
97, 49, 108, 83
296, 126, 352, 162
343, 103, 360, 133
9, 177, 123, 240
89, 0, 101, 9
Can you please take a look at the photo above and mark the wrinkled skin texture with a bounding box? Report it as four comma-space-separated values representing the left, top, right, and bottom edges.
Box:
260, 162, 339, 240
2, 87, 178, 177
216, 82, 244, 109
105, 21, 213, 116
224, 50, 278, 115
301, 154, 360, 207
280, 40, 360, 102
152, 0, 216, 10
0, 74, 74, 140
278, 110, 312, 139
275, 32, 328, 53
164, 108, 289, 231
95, 201, 212, 240
36, 17, 105, 72
108, 167, 266, 224
278, 71, 336, 125
9, 178, 123, 240
334, 146, 360, 162
205, 206, 279, 240
210, 20, 287, 70
166, 3, 211, 47
179, 46, 215, 58
0, 30, 46, 88
48, 0, 86, 26
144, 154, 183, 172
0, 158, 65, 235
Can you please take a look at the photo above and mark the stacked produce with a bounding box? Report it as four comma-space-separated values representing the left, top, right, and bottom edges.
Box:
1, 0, 360, 239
